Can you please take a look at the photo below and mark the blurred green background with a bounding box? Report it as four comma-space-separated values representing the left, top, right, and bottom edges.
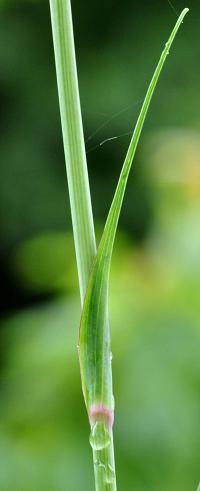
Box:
0, 1, 200, 490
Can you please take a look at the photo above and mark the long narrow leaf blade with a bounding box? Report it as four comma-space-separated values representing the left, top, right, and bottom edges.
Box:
79, 8, 189, 430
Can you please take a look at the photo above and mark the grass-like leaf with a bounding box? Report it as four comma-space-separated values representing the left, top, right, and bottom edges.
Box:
79, 8, 189, 439
50, 2, 189, 488
49, 0, 96, 305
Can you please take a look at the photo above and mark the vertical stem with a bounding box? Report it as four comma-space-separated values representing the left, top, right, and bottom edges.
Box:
49, 1, 117, 489
93, 434, 117, 491
49, 0, 96, 304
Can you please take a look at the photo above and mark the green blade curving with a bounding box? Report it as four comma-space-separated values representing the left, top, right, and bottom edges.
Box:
79, 8, 189, 423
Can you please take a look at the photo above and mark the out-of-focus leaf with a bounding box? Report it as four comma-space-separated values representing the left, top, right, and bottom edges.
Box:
11, 232, 77, 294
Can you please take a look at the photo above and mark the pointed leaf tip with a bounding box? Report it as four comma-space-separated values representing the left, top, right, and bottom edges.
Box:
79, 7, 190, 421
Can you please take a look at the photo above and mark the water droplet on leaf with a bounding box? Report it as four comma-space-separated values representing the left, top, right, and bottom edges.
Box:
89, 421, 111, 451
94, 460, 116, 484
112, 395, 115, 410
94, 459, 106, 471
105, 464, 115, 484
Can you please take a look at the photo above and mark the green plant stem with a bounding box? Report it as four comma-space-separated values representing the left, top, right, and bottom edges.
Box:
49, 1, 116, 489
49, 0, 96, 305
